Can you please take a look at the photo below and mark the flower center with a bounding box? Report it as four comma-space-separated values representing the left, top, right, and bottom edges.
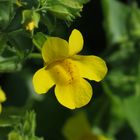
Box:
48, 59, 80, 85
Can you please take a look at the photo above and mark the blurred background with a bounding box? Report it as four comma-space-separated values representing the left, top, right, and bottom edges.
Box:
0, 0, 140, 140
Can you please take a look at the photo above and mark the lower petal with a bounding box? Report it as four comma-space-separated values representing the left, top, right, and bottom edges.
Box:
72, 55, 108, 82
55, 79, 93, 109
33, 67, 55, 94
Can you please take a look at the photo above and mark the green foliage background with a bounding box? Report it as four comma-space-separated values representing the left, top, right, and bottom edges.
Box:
0, 0, 140, 140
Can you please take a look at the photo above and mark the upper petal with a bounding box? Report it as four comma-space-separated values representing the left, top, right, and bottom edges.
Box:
33, 67, 55, 94
68, 29, 84, 56
55, 78, 92, 109
42, 37, 69, 64
72, 55, 108, 82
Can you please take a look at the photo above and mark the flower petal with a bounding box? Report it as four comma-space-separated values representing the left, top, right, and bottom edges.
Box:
55, 79, 92, 109
42, 37, 69, 64
68, 29, 84, 55
48, 59, 80, 86
0, 87, 6, 103
72, 55, 108, 82
0, 104, 2, 113
33, 67, 55, 94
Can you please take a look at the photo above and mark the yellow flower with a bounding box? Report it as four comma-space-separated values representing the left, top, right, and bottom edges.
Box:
0, 87, 6, 113
25, 21, 35, 31
33, 29, 107, 109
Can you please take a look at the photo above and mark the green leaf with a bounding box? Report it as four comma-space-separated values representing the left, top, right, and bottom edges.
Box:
128, 3, 140, 39
102, 0, 130, 44
41, 12, 56, 34
123, 95, 140, 138
33, 32, 47, 50
0, 34, 7, 55
0, 56, 21, 72
102, 0, 140, 44
0, 107, 23, 128
8, 30, 33, 59
39, 0, 89, 22
0, 1, 10, 29
47, 5, 75, 22
8, 111, 44, 140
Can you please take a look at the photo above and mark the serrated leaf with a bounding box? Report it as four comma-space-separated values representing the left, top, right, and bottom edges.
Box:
48, 5, 74, 21
8, 111, 44, 140
58, 0, 82, 9
40, 0, 89, 22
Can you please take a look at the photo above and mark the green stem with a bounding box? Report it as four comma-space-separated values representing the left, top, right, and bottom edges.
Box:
35, 7, 49, 12
28, 53, 42, 59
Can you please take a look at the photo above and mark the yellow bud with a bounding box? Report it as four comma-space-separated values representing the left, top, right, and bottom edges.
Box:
26, 21, 35, 31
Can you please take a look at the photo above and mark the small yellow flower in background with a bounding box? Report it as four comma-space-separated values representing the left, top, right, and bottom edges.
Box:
25, 21, 36, 31
63, 112, 111, 140
0, 87, 6, 113
33, 29, 107, 109
79, 131, 110, 140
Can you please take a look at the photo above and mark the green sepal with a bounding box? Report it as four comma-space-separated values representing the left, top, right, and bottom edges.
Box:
22, 10, 40, 28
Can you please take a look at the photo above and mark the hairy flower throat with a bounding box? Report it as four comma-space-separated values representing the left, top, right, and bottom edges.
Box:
49, 59, 79, 85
